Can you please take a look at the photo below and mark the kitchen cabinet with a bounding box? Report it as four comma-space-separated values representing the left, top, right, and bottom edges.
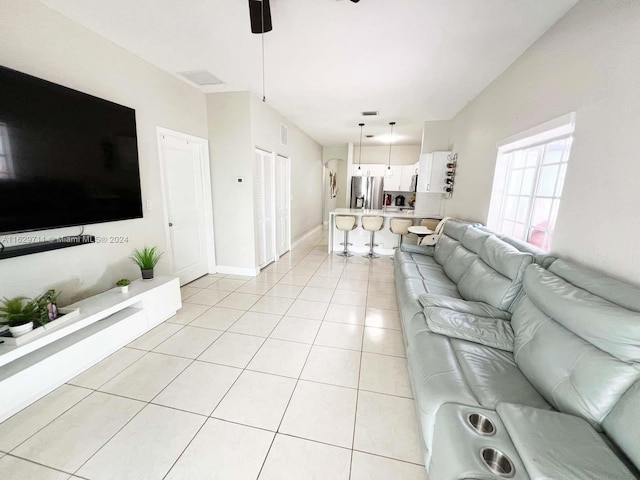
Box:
417, 152, 451, 194
352, 163, 388, 177
399, 164, 418, 191
383, 166, 402, 190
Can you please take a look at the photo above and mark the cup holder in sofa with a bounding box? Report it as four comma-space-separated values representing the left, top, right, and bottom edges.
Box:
467, 412, 496, 436
480, 447, 515, 478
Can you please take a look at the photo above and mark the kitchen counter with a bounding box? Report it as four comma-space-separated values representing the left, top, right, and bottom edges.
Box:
328, 209, 442, 255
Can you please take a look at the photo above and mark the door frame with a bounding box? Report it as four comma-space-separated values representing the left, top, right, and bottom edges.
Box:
156, 127, 216, 279
254, 147, 277, 268
275, 154, 291, 257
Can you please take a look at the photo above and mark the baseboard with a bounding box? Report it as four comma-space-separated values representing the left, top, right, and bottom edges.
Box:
215, 265, 260, 277
291, 224, 323, 249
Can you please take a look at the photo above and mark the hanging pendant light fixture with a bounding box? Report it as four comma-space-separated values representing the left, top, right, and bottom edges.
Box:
385, 121, 396, 176
356, 123, 364, 176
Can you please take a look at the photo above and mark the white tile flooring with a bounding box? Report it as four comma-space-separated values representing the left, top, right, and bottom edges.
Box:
0, 228, 427, 480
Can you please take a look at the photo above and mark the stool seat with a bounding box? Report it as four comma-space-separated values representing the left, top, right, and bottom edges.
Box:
390, 218, 413, 249
335, 215, 357, 257
361, 215, 384, 259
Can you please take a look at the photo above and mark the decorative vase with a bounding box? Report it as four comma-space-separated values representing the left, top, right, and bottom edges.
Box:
141, 268, 154, 280
119, 285, 129, 293
9, 322, 34, 337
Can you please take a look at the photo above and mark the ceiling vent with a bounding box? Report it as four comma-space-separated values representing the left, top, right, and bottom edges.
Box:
178, 70, 224, 86
366, 135, 374, 138
361, 111, 379, 116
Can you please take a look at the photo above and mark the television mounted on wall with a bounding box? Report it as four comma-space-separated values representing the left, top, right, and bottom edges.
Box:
0, 65, 143, 235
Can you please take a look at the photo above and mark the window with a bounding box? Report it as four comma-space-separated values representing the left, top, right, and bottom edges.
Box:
487, 114, 575, 251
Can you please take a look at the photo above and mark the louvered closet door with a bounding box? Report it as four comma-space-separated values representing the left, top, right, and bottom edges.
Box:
254, 149, 276, 268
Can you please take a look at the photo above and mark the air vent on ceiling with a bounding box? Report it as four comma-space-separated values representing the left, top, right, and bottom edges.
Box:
178, 70, 224, 86
280, 124, 288, 146
366, 135, 374, 138
361, 111, 379, 116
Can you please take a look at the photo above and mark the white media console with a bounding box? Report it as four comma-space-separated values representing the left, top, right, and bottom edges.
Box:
0, 276, 181, 422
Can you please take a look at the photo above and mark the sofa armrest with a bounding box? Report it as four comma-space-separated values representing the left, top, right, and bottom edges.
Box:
419, 294, 512, 321
497, 403, 637, 480
400, 243, 435, 256
425, 307, 515, 351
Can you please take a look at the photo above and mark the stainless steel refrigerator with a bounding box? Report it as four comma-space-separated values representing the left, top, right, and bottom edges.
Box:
350, 176, 384, 209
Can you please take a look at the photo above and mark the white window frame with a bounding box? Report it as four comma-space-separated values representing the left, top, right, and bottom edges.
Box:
487, 113, 576, 251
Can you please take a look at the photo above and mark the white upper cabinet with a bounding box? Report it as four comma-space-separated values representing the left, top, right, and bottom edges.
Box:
399, 164, 418, 191
417, 152, 451, 194
383, 166, 402, 190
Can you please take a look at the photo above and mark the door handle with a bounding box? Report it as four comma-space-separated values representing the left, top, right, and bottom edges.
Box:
169, 222, 173, 227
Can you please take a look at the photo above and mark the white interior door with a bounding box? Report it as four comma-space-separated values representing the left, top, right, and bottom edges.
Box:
254, 149, 276, 268
158, 129, 214, 285
275, 155, 291, 256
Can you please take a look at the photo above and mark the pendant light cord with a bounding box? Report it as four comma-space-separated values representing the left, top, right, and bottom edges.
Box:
261, 1, 266, 102
358, 123, 364, 169
388, 121, 396, 169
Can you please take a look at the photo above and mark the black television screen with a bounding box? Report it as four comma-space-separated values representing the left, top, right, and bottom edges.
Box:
0, 65, 143, 235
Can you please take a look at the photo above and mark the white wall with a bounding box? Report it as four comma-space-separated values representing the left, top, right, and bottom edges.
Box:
249, 95, 323, 244
446, 0, 640, 284
206, 92, 256, 271
353, 145, 421, 166
0, 0, 208, 302
322, 146, 348, 219
421, 120, 451, 153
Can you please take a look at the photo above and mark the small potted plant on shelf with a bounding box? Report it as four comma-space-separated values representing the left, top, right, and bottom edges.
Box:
37, 289, 60, 326
130, 246, 163, 280
116, 279, 131, 293
0, 297, 39, 337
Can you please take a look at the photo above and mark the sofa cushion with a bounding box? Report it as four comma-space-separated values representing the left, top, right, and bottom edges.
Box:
512, 266, 640, 429
407, 331, 479, 452
498, 403, 636, 480
602, 380, 640, 470
419, 294, 512, 321
442, 245, 477, 283
456, 236, 533, 311
548, 259, 640, 313
459, 227, 491, 254
450, 339, 551, 411
424, 307, 515, 351
433, 234, 458, 266
400, 243, 435, 257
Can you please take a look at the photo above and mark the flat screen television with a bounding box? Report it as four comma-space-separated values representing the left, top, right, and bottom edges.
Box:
0, 65, 143, 235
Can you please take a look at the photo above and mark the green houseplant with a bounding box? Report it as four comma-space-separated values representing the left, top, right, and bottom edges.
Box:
130, 246, 163, 280
0, 297, 39, 337
116, 278, 131, 293
36, 289, 61, 326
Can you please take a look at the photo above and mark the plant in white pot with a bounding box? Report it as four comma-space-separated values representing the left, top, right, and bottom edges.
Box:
116, 278, 131, 293
0, 297, 39, 337
130, 246, 163, 280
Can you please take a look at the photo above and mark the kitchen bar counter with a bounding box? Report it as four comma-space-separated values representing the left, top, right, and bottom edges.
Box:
328, 209, 442, 255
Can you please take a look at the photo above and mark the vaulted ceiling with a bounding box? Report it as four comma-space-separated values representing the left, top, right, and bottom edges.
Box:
39, 0, 577, 146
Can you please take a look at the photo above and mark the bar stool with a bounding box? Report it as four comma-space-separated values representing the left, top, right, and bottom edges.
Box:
389, 218, 413, 249
421, 218, 440, 230
362, 216, 384, 259
335, 215, 357, 257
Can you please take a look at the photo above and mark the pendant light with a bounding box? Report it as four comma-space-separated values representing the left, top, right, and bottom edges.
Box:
356, 123, 364, 176
385, 121, 396, 176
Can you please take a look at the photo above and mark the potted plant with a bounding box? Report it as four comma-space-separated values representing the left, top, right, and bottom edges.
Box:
0, 297, 39, 337
130, 246, 163, 280
37, 289, 60, 326
116, 279, 131, 293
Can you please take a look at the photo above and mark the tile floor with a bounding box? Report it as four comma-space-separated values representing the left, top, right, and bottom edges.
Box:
0, 228, 427, 480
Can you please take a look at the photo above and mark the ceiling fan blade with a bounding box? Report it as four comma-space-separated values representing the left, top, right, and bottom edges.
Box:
248, 0, 273, 34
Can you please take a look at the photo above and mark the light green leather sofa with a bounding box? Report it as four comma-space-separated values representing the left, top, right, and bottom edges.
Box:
394, 220, 640, 479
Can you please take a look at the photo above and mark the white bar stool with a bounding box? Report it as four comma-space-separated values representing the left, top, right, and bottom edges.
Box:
421, 218, 440, 230
335, 215, 357, 257
389, 218, 413, 249
362, 216, 384, 259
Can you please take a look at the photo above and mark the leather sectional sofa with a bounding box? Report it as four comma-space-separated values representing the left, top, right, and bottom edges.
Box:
394, 220, 640, 479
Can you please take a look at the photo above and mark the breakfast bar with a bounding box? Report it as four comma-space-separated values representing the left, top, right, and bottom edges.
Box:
328, 208, 441, 256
